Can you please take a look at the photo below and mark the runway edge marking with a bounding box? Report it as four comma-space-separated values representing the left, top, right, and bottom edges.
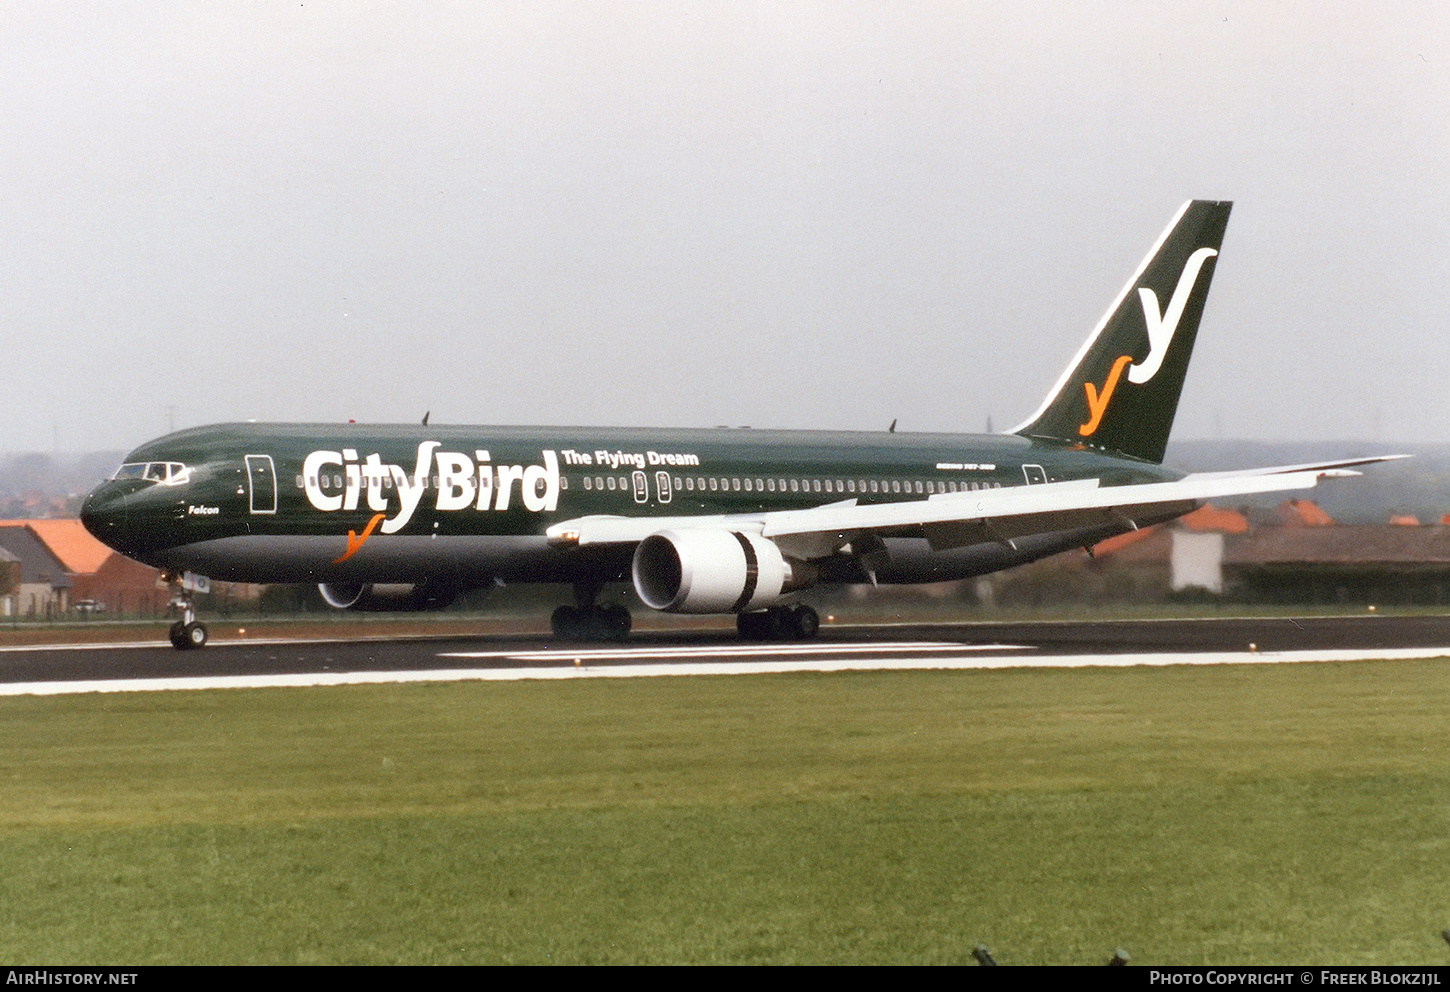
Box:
3, 646, 1450, 697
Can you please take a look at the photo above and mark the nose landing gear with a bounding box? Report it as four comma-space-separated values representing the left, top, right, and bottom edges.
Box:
164, 572, 208, 650
169, 620, 208, 650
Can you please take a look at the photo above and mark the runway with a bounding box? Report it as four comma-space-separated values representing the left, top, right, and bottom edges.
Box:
1, 614, 1448, 696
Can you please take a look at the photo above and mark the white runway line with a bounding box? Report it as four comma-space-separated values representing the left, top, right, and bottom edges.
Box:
0, 638, 1008, 656
0, 640, 175, 652
0, 633, 468, 652
438, 641, 1012, 661
0, 645, 1448, 696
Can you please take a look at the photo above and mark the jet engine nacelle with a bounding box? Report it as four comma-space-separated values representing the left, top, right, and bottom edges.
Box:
317, 582, 459, 612
632, 529, 813, 614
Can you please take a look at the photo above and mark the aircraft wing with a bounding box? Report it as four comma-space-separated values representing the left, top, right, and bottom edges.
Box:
546, 456, 1406, 555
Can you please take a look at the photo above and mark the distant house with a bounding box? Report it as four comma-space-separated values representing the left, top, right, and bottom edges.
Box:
0, 518, 258, 617
1280, 499, 1336, 527
1223, 524, 1450, 606
1076, 504, 1251, 598
0, 518, 166, 616
0, 547, 19, 609
1079, 499, 1450, 606
71, 552, 169, 616
981, 499, 1450, 608
1168, 504, 1251, 595
0, 519, 112, 575
0, 526, 73, 617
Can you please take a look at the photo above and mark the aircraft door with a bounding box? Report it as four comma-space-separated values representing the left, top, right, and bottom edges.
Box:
245, 455, 278, 514
655, 471, 672, 504
631, 470, 649, 504
1022, 464, 1047, 485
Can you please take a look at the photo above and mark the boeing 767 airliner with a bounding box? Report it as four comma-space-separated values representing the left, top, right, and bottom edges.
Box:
81, 200, 1398, 648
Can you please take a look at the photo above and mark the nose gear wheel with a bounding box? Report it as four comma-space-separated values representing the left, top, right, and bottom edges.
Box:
163, 572, 209, 650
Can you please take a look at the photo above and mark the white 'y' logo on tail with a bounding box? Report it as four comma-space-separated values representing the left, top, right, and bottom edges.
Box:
1127, 247, 1218, 384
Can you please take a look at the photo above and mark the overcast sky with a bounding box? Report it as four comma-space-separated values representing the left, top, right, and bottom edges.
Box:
1, 1, 1445, 454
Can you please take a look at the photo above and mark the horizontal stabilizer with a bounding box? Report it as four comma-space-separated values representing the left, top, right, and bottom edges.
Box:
1179, 454, 1411, 482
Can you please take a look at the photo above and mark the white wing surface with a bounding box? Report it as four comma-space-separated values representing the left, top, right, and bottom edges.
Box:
546, 456, 1406, 555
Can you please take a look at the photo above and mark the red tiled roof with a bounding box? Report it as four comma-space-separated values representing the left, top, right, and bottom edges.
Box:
1180, 504, 1249, 534
0, 519, 113, 574
1091, 503, 1248, 557
1280, 499, 1336, 527
1090, 526, 1159, 557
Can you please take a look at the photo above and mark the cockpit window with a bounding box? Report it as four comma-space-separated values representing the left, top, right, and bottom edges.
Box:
112, 461, 191, 486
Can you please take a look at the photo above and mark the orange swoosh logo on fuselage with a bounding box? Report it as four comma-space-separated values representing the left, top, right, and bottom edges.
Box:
1079, 354, 1134, 437
333, 513, 387, 564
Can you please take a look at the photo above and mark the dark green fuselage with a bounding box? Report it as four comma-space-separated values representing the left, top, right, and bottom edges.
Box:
81, 422, 1182, 591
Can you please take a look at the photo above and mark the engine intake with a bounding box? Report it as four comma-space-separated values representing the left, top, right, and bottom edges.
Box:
632, 529, 812, 613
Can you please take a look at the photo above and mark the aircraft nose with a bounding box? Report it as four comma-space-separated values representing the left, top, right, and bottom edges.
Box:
80, 482, 127, 547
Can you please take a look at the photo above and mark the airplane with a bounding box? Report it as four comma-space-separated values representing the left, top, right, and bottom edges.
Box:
81, 199, 1399, 649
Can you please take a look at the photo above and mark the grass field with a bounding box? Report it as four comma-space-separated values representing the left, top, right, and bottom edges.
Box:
2, 659, 1450, 964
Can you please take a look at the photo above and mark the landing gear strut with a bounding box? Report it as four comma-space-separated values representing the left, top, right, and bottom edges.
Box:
737, 604, 819, 641
164, 572, 208, 650
551, 581, 632, 642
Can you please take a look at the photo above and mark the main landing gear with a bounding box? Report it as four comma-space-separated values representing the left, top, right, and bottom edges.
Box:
551, 581, 632, 642
164, 573, 208, 650
551, 604, 632, 642
736, 604, 820, 641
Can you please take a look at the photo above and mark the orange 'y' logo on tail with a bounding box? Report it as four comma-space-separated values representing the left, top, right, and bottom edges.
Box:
333, 513, 387, 564
1079, 354, 1134, 437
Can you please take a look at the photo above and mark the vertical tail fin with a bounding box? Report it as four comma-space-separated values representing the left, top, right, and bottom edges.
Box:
1010, 200, 1232, 464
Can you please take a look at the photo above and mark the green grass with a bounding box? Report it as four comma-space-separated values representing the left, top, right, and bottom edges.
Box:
2, 661, 1450, 963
